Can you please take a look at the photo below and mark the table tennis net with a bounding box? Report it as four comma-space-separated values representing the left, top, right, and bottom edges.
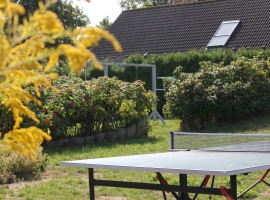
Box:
170, 132, 270, 152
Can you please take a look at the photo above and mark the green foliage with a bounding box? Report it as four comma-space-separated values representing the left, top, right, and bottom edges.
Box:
124, 49, 234, 113
49, 63, 71, 76
0, 142, 49, 183
97, 16, 113, 30
83, 64, 125, 81
124, 48, 270, 114
119, 0, 196, 10
163, 54, 270, 128
0, 106, 14, 135
49, 0, 90, 28
79, 48, 270, 116
12, 0, 90, 65
18, 75, 156, 139
83, 65, 104, 80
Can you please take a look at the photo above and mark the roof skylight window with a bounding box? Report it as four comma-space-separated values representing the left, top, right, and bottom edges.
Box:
207, 20, 240, 48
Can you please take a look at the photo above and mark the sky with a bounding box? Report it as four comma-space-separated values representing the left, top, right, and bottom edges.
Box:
74, 0, 123, 27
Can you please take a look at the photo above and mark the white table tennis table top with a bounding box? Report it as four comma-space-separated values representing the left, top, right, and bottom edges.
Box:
60, 150, 270, 176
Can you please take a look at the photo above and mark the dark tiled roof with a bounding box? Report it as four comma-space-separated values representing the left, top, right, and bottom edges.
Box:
93, 0, 270, 62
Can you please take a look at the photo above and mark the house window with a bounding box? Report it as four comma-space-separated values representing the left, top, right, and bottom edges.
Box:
207, 20, 240, 48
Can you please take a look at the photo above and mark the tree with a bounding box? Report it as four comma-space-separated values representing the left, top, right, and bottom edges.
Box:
48, 0, 91, 66
11, 0, 40, 14
12, 0, 90, 28
118, 0, 169, 10
0, 0, 122, 158
119, 0, 199, 10
49, 0, 90, 28
97, 16, 113, 30
11, 0, 91, 69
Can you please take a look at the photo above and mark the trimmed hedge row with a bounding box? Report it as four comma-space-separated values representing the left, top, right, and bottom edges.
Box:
163, 54, 270, 130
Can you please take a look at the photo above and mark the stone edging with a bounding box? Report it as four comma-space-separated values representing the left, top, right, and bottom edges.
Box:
45, 119, 147, 148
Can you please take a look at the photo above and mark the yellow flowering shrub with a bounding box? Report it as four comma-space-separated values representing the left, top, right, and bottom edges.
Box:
0, 0, 122, 158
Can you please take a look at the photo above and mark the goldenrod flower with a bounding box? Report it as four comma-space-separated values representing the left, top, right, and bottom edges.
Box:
9, 2, 25, 15
31, 11, 64, 34
0, 0, 7, 8
4, 127, 52, 159
45, 53, 59, 72
0, 0, 122, 158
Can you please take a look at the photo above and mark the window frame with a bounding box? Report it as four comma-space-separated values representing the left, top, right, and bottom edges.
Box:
207, 20, 240, 48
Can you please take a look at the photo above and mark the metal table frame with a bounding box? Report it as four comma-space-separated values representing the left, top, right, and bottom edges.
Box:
87, 168, 238, 200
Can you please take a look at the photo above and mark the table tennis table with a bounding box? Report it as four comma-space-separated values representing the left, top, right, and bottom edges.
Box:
60, 132, 270, 200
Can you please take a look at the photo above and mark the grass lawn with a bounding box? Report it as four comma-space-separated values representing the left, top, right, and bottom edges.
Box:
1, 116, 270, 200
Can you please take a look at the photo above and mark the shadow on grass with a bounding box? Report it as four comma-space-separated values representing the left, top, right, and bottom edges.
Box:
44, 134, 160, 156
201, 113, 270, 133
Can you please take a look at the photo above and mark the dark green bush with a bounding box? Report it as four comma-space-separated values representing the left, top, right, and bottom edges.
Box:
163, 54, 270, 130
0, 106, 13, 135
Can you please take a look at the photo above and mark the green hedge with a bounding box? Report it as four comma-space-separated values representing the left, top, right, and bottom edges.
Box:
83, 48, 270, 114
0, 75, 155, 139
163, 54, 270, 130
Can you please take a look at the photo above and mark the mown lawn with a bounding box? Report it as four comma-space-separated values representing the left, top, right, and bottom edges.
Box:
1, 116, 270, 200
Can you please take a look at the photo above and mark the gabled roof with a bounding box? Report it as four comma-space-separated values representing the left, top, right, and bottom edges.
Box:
93, 0, 270, 62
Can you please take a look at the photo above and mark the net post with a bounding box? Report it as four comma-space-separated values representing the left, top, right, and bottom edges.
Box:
169, 132, 174, 151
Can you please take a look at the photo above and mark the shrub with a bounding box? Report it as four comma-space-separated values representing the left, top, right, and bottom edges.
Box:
123, 48, 270, 114
0, 142, 49, 183
163, 54, 270, 130
18, 75, 156, 139
77, 48, 270, 115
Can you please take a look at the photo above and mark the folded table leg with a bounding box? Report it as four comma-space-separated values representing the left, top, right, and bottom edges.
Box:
192, 175, 211, 200
238, 169, 270, 199
156, 172, 181, 200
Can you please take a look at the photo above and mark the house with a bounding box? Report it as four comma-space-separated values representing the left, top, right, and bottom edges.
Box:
93, 0, 270, 63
